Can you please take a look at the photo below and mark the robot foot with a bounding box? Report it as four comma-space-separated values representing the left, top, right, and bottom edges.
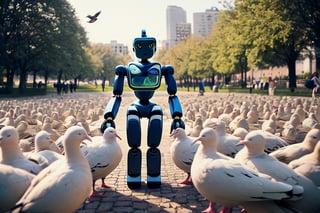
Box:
127, 176, 141, 189
147, 175, 161, 188
128, 182, 142, 189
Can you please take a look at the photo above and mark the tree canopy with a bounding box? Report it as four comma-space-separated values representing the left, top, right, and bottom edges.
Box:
87, 43, 129, 85
156, 0, 320, 91
0, 0, 89, 91
1, 0, 319, 93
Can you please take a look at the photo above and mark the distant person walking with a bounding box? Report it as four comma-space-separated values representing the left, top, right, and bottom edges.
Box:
311, 72, 320, 98
198, 80, 205, 96
268, 75, 276, 96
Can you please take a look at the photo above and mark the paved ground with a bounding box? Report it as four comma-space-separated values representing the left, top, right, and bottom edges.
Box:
76, 91, 211, 213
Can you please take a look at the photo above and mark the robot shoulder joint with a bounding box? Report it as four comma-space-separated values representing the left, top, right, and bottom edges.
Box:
115, 65, 127, 75
161, 65, 174, 76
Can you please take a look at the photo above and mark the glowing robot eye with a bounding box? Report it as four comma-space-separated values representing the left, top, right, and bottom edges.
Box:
135, 43, 142, 49
148, 43, 154, 48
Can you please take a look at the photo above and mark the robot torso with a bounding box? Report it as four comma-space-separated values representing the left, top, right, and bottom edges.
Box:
127, 61, 162, 101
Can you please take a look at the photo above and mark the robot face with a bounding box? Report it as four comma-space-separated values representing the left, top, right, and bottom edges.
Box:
133, 37, 156, 60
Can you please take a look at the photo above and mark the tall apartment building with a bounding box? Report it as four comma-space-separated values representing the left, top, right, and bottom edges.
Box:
108, 40, 129, 55
166, 5, 191, 48
193, 7, 219, 37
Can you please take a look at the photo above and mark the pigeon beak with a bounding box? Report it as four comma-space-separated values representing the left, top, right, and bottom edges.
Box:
169, 130, 176, 137
210, 123, 218, 129
116, 134, 122, 140
192, 138, 200, 144
86, 135, 92, 142
236, 140, 247, 146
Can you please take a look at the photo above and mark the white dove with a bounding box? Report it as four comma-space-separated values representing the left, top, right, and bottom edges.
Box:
170, 128, 199, 185
191, 127, 299, 213
81, 127, 122, 197
13, 126, 92, 213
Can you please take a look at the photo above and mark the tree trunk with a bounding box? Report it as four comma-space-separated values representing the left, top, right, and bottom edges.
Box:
187, 75, 191, 92
5, 68, 14, 92
211, 72, 215, 89
58, 69, 63, 83
19, 67, 27, 93
33, 71, 37, 88
44, 68, 48, 88
244, 71, 247, 87
287, 58, 297, 92
241, 70, 245, 88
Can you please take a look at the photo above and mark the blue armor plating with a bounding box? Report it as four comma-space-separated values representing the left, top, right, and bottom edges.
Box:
101, 30, 185, 189
104, 96, 121, 120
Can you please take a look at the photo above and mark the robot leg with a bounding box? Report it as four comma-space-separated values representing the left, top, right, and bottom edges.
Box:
127, 105, 142, 189
147, 105, 163, 188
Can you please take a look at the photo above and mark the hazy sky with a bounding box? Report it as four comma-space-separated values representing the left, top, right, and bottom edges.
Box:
67, 0, 225, 46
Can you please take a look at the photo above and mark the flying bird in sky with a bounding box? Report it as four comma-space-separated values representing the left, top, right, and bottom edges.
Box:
87, 11, 101, 23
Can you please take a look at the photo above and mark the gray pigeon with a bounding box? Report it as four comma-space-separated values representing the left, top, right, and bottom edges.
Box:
87, 11, 101, 23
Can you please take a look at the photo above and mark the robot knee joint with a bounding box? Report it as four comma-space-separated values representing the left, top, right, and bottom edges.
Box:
149, 105, 163, 118
127, 105, 140, 117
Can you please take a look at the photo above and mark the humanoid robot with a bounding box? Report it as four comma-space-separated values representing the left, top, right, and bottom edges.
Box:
101, 30, 185, 189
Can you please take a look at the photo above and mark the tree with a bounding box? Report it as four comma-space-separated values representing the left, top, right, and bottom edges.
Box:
207, 10, 250, 88
236, 0, 317, 91
88, 43, 125, 86
0, 0, 89, 92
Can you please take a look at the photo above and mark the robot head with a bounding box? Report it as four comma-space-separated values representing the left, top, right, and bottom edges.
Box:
133, 29, 156, 60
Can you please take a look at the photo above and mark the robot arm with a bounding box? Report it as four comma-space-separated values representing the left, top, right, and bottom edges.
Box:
168, 95, 185, 132
162, 65, 177, 95
101, 65, 126, 132
103, 96, 121, 120
162, 65, 185, 132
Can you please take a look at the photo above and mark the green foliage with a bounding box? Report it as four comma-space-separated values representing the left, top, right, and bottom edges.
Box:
156, 0, 319, 92
1, 0, 319, 95
87, 43, 127, 85
209, 10, 245, 74
0, 0, 90, 91
156, 36, 211, 79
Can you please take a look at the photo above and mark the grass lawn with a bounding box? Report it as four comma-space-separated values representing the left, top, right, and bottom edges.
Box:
0, 84, 314, 98
218, 87, 313, 97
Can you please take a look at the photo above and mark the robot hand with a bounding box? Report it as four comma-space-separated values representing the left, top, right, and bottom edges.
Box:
170, 117, 185, 133
100, 118, 116, 133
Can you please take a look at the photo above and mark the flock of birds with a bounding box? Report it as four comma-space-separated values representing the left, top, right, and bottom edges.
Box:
1, 92, 320, 212
170, 93, 320, 213
0, 93, 124, 212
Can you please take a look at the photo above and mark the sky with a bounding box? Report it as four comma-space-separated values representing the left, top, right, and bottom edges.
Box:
67, 0, 227, 47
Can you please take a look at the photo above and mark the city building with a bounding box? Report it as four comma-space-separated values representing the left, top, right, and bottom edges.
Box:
193, 7, 219, 37
107, 40, 129, 55
175, 23, 192, 42
166, 5, 191, 48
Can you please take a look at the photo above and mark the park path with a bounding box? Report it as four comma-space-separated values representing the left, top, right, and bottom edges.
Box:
76, 91, 211, 213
